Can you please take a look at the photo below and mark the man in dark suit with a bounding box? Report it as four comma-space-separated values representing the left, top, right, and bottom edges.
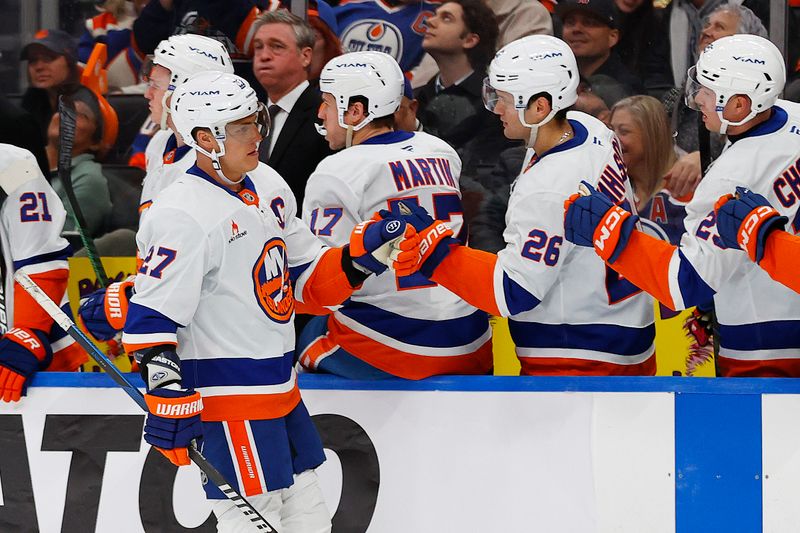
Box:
252, 10, 334, 207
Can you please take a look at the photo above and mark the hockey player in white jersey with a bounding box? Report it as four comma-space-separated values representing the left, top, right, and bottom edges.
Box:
297, 51, 492, 380
121, 71, 417, 531
139, 34, 234, 216
389, 36, 656, 375
564, 34, 800, 377
0, 145, 86, 402
77, 35, 235, 343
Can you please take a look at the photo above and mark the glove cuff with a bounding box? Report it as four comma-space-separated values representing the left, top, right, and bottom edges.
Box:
145, 390, 203, 419
591, 206, 634, 262
5, 327, 52, 369
104, 276, 135, 330
739, 207, 788, 263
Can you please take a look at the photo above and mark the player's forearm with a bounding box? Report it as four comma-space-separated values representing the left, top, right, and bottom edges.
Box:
606, 230, 682, 311
607, 230, 717, 311
429, 246, 502, 316
14, 269, 68, 332
759, 231, 800, 293
300, 247, 367, 309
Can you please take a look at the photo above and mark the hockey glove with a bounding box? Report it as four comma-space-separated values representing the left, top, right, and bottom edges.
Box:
563, 181, 639, 263
78, 276, 135, 341
714, 187, 788, 263
384, 201, 456, 278
349, 216, 419, 276
0, 327, 52, 402
140, 347, 203, 467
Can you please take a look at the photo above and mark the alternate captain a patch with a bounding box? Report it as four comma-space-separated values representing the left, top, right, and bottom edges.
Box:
252, 238, 294, 323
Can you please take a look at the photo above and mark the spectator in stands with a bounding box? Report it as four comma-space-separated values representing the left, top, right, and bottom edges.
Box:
417, 0, 515, 176
46, 86, 113, 238
335, 0, 440, 74
613, 0, 673, 97
610, 96, 685, 244
395, 77, 421, 131
661, 0, 730, 89
79, 0, 148, 91
412, 0, 553, 88
253, 10, 334, 206
556, 0, 643, 106
308, 0, 344, 83
20, 30, 82, 146
663, 3, 768, 199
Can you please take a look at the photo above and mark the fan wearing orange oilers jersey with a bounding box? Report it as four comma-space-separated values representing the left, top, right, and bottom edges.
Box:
296, 52, 492, 380
139, 34, 234, 218
0, 144, 86, 403
563, 35, 800, 377
391, 36, 656, 376
121, 72, 416, 532
714, 187, 800, 295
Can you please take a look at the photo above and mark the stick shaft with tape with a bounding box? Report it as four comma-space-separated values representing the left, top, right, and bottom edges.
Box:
14, 270, 278, 532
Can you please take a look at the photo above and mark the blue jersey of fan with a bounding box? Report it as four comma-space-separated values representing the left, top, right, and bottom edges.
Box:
334, 0, 438, 72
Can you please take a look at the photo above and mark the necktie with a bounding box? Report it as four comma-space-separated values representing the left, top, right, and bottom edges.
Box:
259, 104, 282, 162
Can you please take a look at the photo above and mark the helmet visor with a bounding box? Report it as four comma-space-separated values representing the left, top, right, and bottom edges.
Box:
482, 77, 499, 112
225, 102, 270, 141
684, 65, 716, 112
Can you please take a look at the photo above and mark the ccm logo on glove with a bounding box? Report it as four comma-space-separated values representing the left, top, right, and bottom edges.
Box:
741, 206, 776, 247
594, 207, 627, 252
420, 222, 451, 256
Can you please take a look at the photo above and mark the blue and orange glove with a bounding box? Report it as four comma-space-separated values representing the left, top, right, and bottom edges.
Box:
563, 181, 639, 263
714, 187, 787, 263
0, 327, 53, 402
382, 201, 456, 278
78, 276, 135, 341
140, 347, 202, 467
349, 216, 419, 276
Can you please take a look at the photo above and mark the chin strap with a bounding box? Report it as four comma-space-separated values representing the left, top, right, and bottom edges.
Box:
522, 108, 558, 148
345, 125, 355, 148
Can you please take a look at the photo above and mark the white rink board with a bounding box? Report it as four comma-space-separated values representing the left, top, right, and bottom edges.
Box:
0, 385, 675, 533
762, 394, 800, 533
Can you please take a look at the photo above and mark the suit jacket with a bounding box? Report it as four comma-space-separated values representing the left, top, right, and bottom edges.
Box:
261, 84, 334, 208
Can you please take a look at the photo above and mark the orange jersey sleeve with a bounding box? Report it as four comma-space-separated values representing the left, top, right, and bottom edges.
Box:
759, 230, 800, 294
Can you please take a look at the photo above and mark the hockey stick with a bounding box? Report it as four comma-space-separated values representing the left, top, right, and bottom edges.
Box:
57, 95, 110, 288
14, 270, 278, 532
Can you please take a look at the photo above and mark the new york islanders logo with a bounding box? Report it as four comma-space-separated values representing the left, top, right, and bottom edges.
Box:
252, 238, 294, 323
340, 20, 403, 60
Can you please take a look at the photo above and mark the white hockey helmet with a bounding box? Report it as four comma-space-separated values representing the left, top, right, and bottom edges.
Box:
318, 51, 404, 133
483, 35, 579, 145
686, 34, 786, 134
150, 34, 234, 129
171, 72, 269, 184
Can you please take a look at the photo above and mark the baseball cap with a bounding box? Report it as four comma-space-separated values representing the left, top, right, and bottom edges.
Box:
555, 0, 617, 28
21, 29, 78, 63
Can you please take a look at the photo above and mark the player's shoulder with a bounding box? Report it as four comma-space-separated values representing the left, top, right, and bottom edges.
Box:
407, 130, 459, 156
249, 163, 296, 202
0, 143, 47, 195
